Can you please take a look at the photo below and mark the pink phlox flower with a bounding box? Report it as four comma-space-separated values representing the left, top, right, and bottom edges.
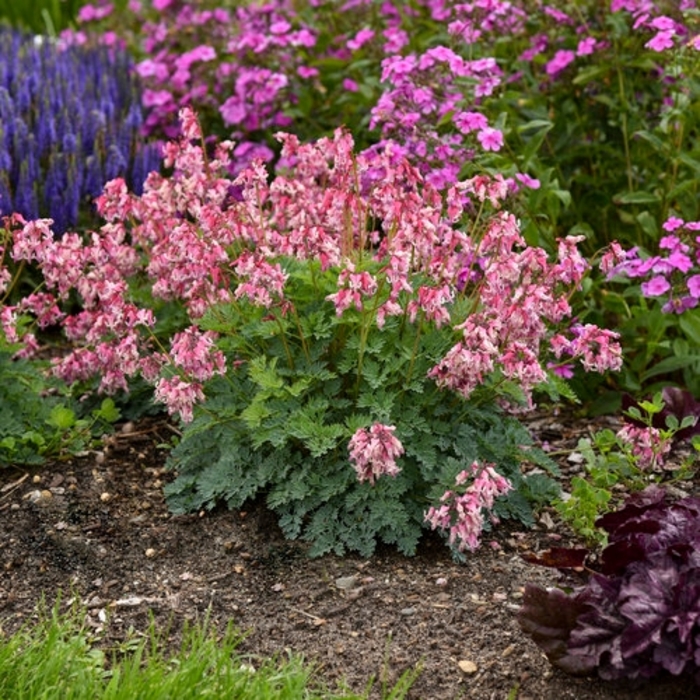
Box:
297, 65, 319, 79
514, 172, 541, 190
662, 216, 684, 232
420, 46, 467, 76
448, 19, 481, 44
519, 33, 548, 61
347, 27, 375, 51
476, 127, 504, 152
175, 45, 216, 73
135, 59, 169, 82
646, 30, 675, 52
547, 361, 575, 379
348, 423, 404, 484
576, 37, 597, 56
269, 20, 291, 35
611, 0, 641, 11
288, 29, 316, 48
76, 3, 113, 22
142, 88, 174, 109
658, 234, 686, 252
667, 250, 693, 273
380, 54, 418, 83
687, 275, 700, 299
545, 50, 575, 77
650, 16, 676, 31
543, 6, 571, 24
662, 296, 698, 314
641, 275, 671, 297
382, 27, 408, 54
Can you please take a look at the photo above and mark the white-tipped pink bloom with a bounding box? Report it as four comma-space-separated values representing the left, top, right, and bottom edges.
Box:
154, 376, 205, 423
616, 424, 672, 471
348, 423, 404, 484
169, 326, 226, 381
425, 461, 512, 552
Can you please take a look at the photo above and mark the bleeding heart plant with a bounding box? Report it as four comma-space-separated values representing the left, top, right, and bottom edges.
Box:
1, 108, 622, 555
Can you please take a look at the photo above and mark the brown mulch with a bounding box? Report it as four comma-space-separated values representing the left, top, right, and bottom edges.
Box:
1, 412, 698, 699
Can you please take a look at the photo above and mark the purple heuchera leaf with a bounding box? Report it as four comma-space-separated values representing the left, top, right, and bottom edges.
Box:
518, 583, 599, 675
519, 486, 700, 684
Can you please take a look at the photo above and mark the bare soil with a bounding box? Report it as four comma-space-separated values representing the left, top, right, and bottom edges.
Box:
1, 413, 698, 699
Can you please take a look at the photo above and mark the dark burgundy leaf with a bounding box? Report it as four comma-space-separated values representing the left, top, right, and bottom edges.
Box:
522, 547, 589, 570
517, 583, 597, 675
596, 484, 667, 538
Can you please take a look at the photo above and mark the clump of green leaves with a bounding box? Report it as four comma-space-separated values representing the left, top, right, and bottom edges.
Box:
165, 350, 555, 557
555, 392, 699, 544
0, 348, 120, 466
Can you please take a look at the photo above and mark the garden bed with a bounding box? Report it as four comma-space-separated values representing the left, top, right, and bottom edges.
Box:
1, 414, 697, 699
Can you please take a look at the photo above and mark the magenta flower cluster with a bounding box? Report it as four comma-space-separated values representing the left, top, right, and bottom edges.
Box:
69, 0, 699, 196
610, 216, 700, 314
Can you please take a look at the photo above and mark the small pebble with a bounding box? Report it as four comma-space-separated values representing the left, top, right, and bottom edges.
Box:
458, 659, 478, 674
145, 548, 156, 558
335, 575, 359, 591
